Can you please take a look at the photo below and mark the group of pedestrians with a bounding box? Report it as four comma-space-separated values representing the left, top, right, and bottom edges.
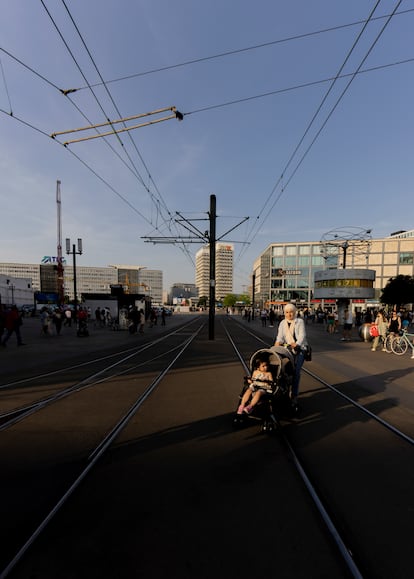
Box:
370, 308, 411, 352
127, 306, 167, 334
39, 306, 74, 336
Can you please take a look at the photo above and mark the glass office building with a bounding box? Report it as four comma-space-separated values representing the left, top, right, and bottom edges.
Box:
253, 229, 414, 308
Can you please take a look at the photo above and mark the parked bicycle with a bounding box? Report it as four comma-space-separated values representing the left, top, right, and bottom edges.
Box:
383, 331, 395, 353
390, 329, 414, 358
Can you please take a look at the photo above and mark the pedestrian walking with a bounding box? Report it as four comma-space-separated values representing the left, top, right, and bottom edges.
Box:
371, 310, 388, 352
52, 308, 64, 335
139, 309, 146, 333
274, 303, 308, 407
40, 307, 50, 335
341, 308, 353, 341
1, 305, 25, 347
64, 308, 72, 327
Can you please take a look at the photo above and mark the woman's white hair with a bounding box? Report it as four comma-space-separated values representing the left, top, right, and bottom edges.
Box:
284, 303, 297, 313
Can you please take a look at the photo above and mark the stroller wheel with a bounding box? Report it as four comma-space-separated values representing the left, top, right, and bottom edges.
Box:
233, 415, 244, 428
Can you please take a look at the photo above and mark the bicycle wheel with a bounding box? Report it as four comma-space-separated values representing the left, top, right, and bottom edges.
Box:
384, 334, 394, 353
391, 336, 408, 355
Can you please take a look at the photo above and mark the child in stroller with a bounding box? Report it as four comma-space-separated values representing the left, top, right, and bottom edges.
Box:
237, 357, 273, 415
233, 347, 295, 431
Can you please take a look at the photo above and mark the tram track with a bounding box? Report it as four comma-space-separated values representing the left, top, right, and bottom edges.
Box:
224, 316, 414, 579
1, 315, 413, 578
0, 318, 202, 431
0, 322, 205, 578
222, 320, 364, 579
227, 315, 414, 444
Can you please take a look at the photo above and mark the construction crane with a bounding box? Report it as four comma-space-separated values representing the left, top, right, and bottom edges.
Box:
123, 273, 149, 294
56, 180, 65, 305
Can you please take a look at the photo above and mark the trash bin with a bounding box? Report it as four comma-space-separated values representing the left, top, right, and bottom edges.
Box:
359, 323, 373, 342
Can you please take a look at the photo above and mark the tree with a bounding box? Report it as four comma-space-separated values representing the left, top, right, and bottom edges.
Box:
222, 294, 238, 307
380, 275, 414, 310
197, 295, 208, 307
222, 293, 251, 307
238, 293, 251, 306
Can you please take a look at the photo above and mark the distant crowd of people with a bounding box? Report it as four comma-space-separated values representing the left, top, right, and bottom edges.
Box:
0, 303, 173, 348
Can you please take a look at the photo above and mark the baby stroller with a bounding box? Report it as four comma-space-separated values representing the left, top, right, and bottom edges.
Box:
233, 346, 295, 433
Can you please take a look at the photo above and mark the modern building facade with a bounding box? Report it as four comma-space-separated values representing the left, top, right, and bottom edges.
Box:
0, 262, 161, 304
109, 265, 163, 305
253, 229, 414, 308
0, 274, 33, 307
169, 283, 198, 305
195, 243, 234, 301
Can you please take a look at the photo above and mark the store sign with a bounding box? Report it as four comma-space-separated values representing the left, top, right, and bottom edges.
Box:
276, 269, 301, 276
41, 256, 66, 264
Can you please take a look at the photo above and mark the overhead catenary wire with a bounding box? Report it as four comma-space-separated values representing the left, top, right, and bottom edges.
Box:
235, 0, 404, 268
40, 0, 172, 234
38, 0, 194, 264
0, 62, 192, 264
236, 0, 384, 259
1, 2, 409, 280
69, 8, 414, 91
0, 55, 13, 115
56, 0, 193, 261
0, 105, 153, 227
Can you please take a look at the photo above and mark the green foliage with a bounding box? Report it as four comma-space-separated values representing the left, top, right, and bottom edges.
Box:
380, 275, 414, 309
222, 293, 251, 307
238, 293, 251, 305
197, 295, 208, 307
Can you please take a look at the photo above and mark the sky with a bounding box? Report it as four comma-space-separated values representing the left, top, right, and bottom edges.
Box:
1, 1, 413, 293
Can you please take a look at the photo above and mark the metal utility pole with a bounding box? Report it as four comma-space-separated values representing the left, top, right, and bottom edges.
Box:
252, 273, 255, 320
56, 180, 65, 305
209, 194, 216, 340
66, 238, 83, 320
142, 194, 248, 341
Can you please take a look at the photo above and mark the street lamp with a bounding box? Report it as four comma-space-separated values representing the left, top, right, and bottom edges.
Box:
66, 238, 83, 320
6, 279, 15, 305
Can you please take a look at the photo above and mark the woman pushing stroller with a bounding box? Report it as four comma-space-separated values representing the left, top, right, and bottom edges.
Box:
274, 303, 308, 408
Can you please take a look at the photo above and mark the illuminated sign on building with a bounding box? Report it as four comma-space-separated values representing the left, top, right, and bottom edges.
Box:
41, 256, 66, 264
275, 269, 301, 276
314, 269, 375, 299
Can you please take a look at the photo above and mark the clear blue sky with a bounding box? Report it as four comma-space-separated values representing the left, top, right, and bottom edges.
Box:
1, 1, 413, 292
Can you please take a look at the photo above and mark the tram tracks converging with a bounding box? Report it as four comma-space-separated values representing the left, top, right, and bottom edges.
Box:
224, 316, 414, 579
0, 320, 206, 578
0, 323, 205, 579
1, 315, 413, 579
0, 317, 202, 431
226, 315, 414, 445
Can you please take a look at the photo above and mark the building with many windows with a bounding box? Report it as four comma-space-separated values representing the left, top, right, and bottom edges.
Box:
195, 243, 233, 301
109, 265, 163, 305
169, 283, 198, 305
253, 229, 414, 308
0, 262, 162, 304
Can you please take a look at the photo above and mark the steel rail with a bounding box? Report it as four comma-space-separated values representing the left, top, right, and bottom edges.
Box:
222, 320, 365, 579
0, 319, 202, 429
0, 317, 201, 390
0, 323, 205, 579
227, 316, 414, 447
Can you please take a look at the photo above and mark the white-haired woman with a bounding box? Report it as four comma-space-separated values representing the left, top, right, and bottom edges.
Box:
274, 303, 308, 406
